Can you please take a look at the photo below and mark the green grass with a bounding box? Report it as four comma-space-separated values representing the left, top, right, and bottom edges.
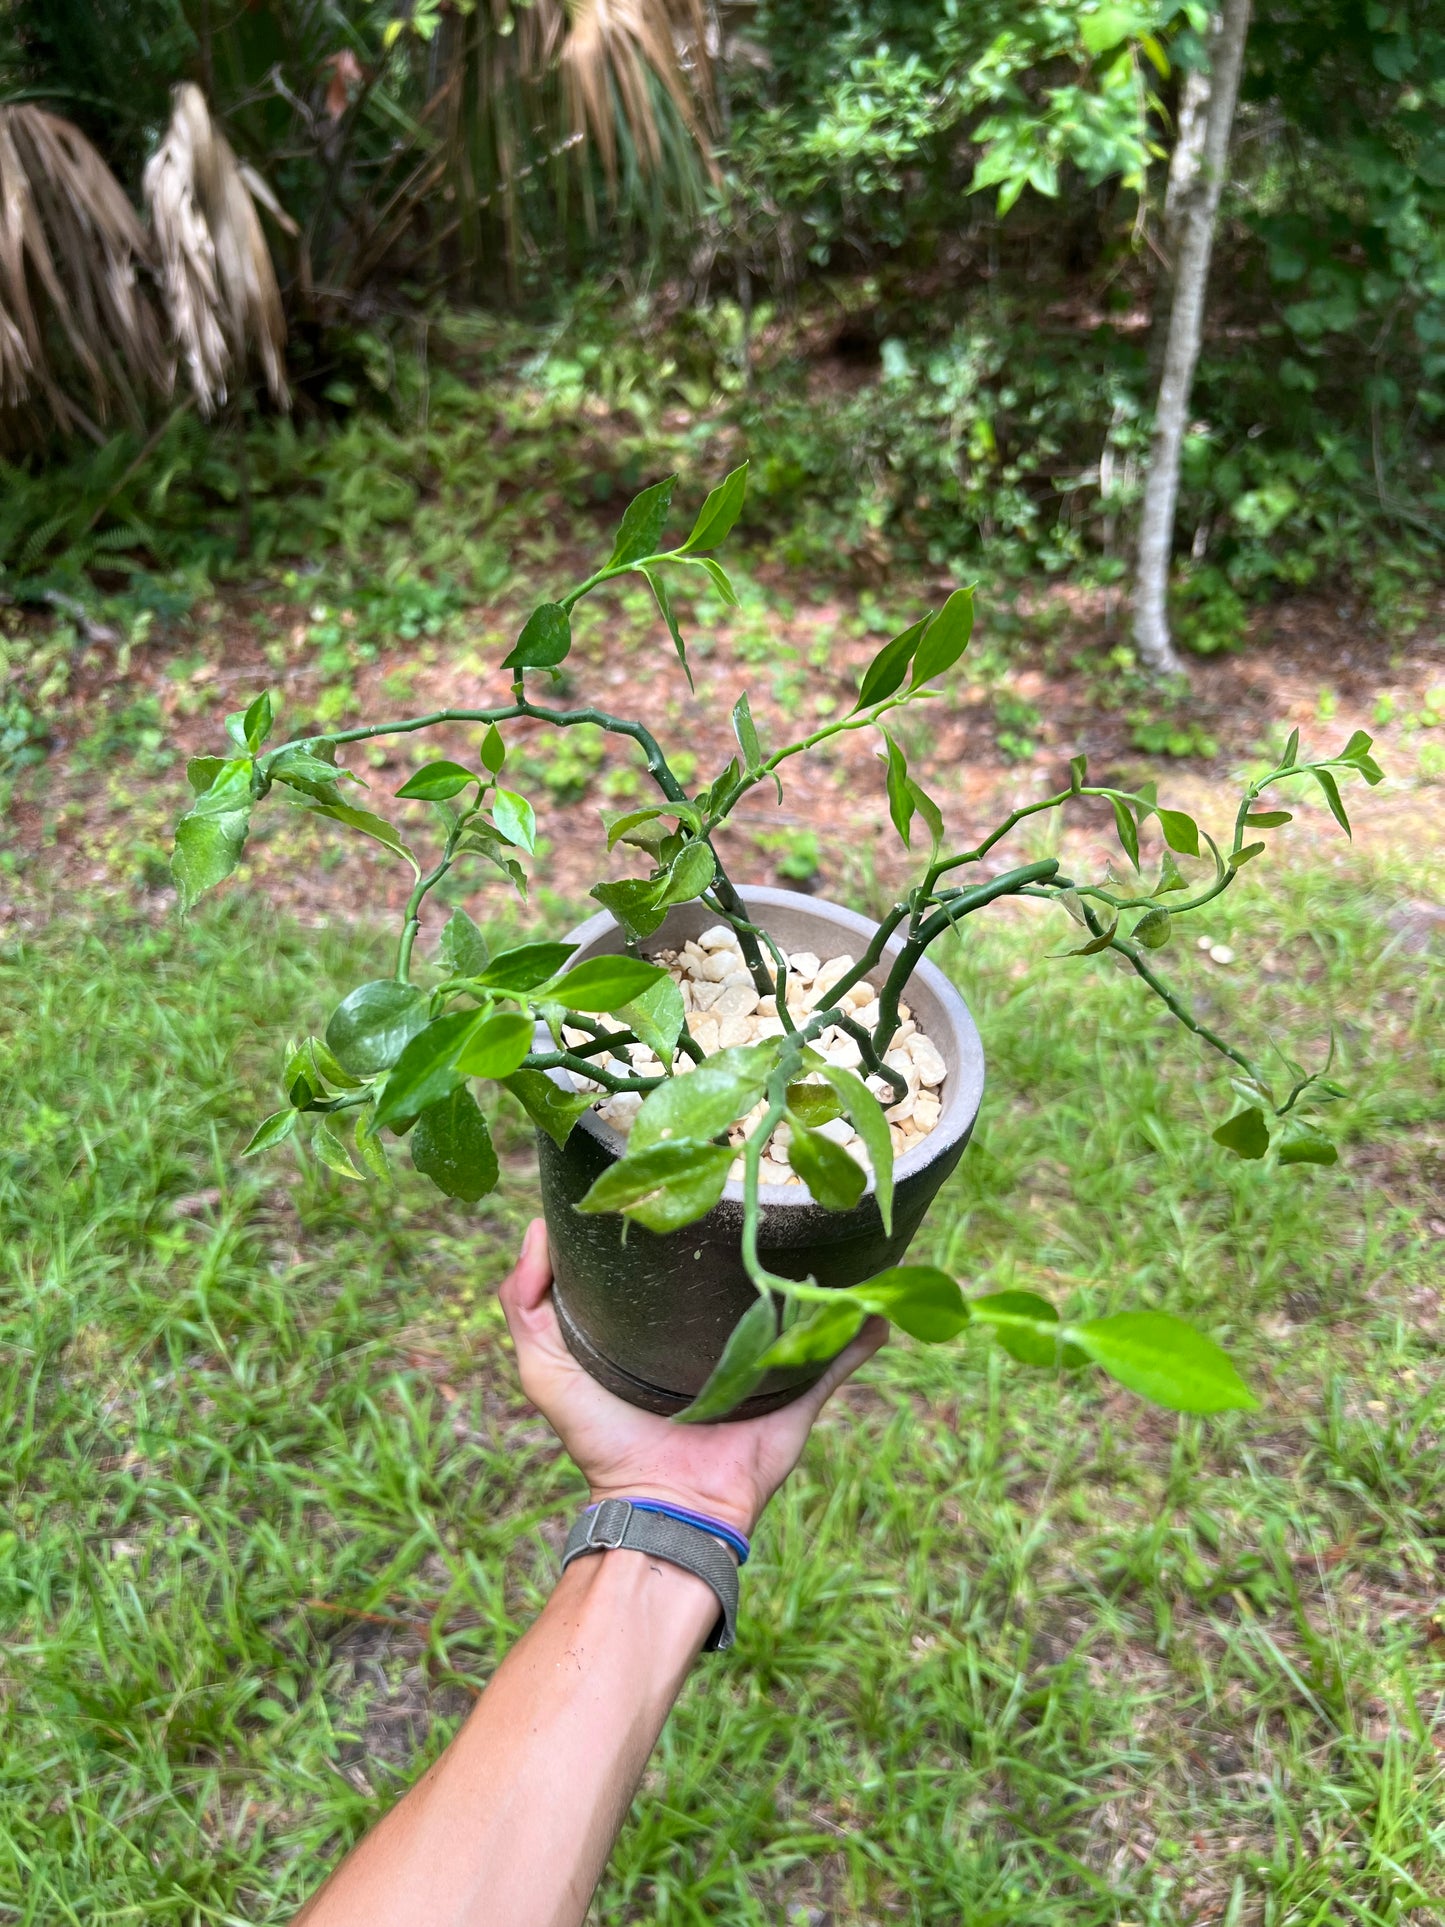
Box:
1, 866, 1442, 1925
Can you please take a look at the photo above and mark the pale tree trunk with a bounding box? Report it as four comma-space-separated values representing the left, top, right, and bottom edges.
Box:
1133, 0, 1251, 677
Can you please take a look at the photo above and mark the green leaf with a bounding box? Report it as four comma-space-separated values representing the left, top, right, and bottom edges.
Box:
732, 691, 762, 769
591, 877, 670, 942
172, 756, 254, 911
602, 800, 704, 850
759, 1299, 865, 1369
456, 1009, 533, 1080
1313, 768, 1351, 838
1212, 1106, 1270, 1160
503, 602, 571, 673
1229, 841, 1267, 869
1133, 906, 1172, 949
490, 788, 536, 854
241, 691, 274, 752
1245, 809, 1292, 828
631, 1043, 775, 1152
851, 1265, 968, 1342
307, 800, 420, 874
354, 1109, 391, 1179
609, 474, 676, 567
687, 555, 739, 607
504, 1068, 593, 1148
227, 694, 274, 752
478, 941, 577, 993
881, 729, 914, 846
411, 1087, 499, 1202
575, 1137, 734, 1234
243, 1108, 298, 1156
787, 1124, 866, 1211
1340, 728, 1373, 764
439, 908, 489, 978
854, 615, 928, 711
481, 724, 506, 773
395, 760, 477, 801
907, 777, 945, 852
187, 755, 228, 794
1066, 1312, 1258, 1413
1062, 916, 1118, 957
660, 840, 715, 907
547, 955, 669, 1013
1282, 728, 1300, 767
817, 1065, 893, 1236
1155, 807, 1200, 857
374, 1008, 486, 1127
681, 463, 748, 554
969, 1291, 1086, 1368
909, 587, 974, 686
1276, 1123, 1338, 1166
677, 1296, 778, 1423
785, 1080, 845, 1128
267, 745, 355, 802
172, 806, 251, 913
1068, 752, 1087, 792
1109, 795, 1141, 870
618, 974, 686, 1067
325, 979, 429, 1077
312, 1119, 363, 1182
639, 565, 692, 688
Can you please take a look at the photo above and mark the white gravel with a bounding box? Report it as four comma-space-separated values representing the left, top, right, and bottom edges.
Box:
577, 926, 948, 1185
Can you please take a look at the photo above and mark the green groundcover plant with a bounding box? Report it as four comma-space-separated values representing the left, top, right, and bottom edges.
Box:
171, 465, 1383, 1421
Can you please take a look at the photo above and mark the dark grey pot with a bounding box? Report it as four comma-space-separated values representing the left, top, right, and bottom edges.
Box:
536, 887, 985, 1418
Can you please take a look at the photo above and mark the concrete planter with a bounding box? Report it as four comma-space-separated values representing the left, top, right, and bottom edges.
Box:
536, 887, 985, 1418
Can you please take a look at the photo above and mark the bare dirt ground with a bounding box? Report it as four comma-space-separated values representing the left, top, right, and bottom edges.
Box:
3, 565, 1443, 943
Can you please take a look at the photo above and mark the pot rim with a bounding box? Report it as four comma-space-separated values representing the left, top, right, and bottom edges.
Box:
543, 885, 986, 1209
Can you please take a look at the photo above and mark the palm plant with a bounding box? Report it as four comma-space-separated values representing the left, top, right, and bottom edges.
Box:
0, 104, 166, 443
142, 83, 295, 416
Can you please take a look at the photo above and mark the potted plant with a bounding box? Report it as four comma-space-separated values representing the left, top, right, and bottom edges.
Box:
171, 465, 1382, 1421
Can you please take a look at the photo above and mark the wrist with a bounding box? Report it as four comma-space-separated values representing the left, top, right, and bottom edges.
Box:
585, 1484, 756, 1550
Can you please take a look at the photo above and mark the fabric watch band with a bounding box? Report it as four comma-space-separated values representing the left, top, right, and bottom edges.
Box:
561, 1498, 740, 1652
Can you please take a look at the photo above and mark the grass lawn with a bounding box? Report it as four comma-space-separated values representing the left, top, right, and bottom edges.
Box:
1, 855, 1441, 1924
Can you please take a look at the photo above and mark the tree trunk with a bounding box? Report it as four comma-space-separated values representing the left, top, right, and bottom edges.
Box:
1133, 0, 1251, 678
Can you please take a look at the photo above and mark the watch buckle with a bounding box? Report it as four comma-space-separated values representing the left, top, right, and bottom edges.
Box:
585, 1498, 632, 1549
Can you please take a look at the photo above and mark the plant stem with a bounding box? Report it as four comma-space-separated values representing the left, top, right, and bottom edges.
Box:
1075, 901, 1263, 1081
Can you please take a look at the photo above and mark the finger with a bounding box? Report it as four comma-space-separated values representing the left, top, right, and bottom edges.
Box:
794, 1315, 888, 1424
497, 1219, 553, 1328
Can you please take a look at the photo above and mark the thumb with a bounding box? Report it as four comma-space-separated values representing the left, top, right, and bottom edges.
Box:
497, 1219, 554, 1340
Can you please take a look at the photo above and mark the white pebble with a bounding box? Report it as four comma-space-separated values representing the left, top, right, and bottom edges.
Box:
817, 1117, 856, 1147
822, 1033, 862, 1069
758, 1157, 792, 1187
698, 924, 738, 950
909, 1038, 947, 1087
887, 1091, 916, 1124
815, 954, 855, 988
691, 1016, 720, 1055
1210, 943, 1235, 966
787, 951, 821, 981
890, 1124, 909, 1154
715, 981, 760, 1019
717, 1015, 753, 1048
697, 950, 739, 982
913, 1094, 941, 1132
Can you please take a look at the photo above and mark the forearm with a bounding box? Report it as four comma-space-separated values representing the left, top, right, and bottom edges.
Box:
294, 1551, 719, 1927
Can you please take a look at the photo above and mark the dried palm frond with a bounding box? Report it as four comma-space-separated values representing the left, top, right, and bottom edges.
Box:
143, 84, 296, 417
413, 0, 716, 296
0, 105, 166, 439
559, 0, 716, 188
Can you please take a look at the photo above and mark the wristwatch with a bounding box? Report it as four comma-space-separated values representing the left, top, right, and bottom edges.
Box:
562, 1497, 742, 1651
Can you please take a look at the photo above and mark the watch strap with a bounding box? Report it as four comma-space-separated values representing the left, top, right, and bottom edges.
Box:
562, 1497, 739, 1651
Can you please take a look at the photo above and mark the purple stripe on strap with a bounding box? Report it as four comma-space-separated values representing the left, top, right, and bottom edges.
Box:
584, 1498, 750, 1564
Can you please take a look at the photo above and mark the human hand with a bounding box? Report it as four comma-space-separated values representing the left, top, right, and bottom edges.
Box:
497, 1219, 887, 1540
